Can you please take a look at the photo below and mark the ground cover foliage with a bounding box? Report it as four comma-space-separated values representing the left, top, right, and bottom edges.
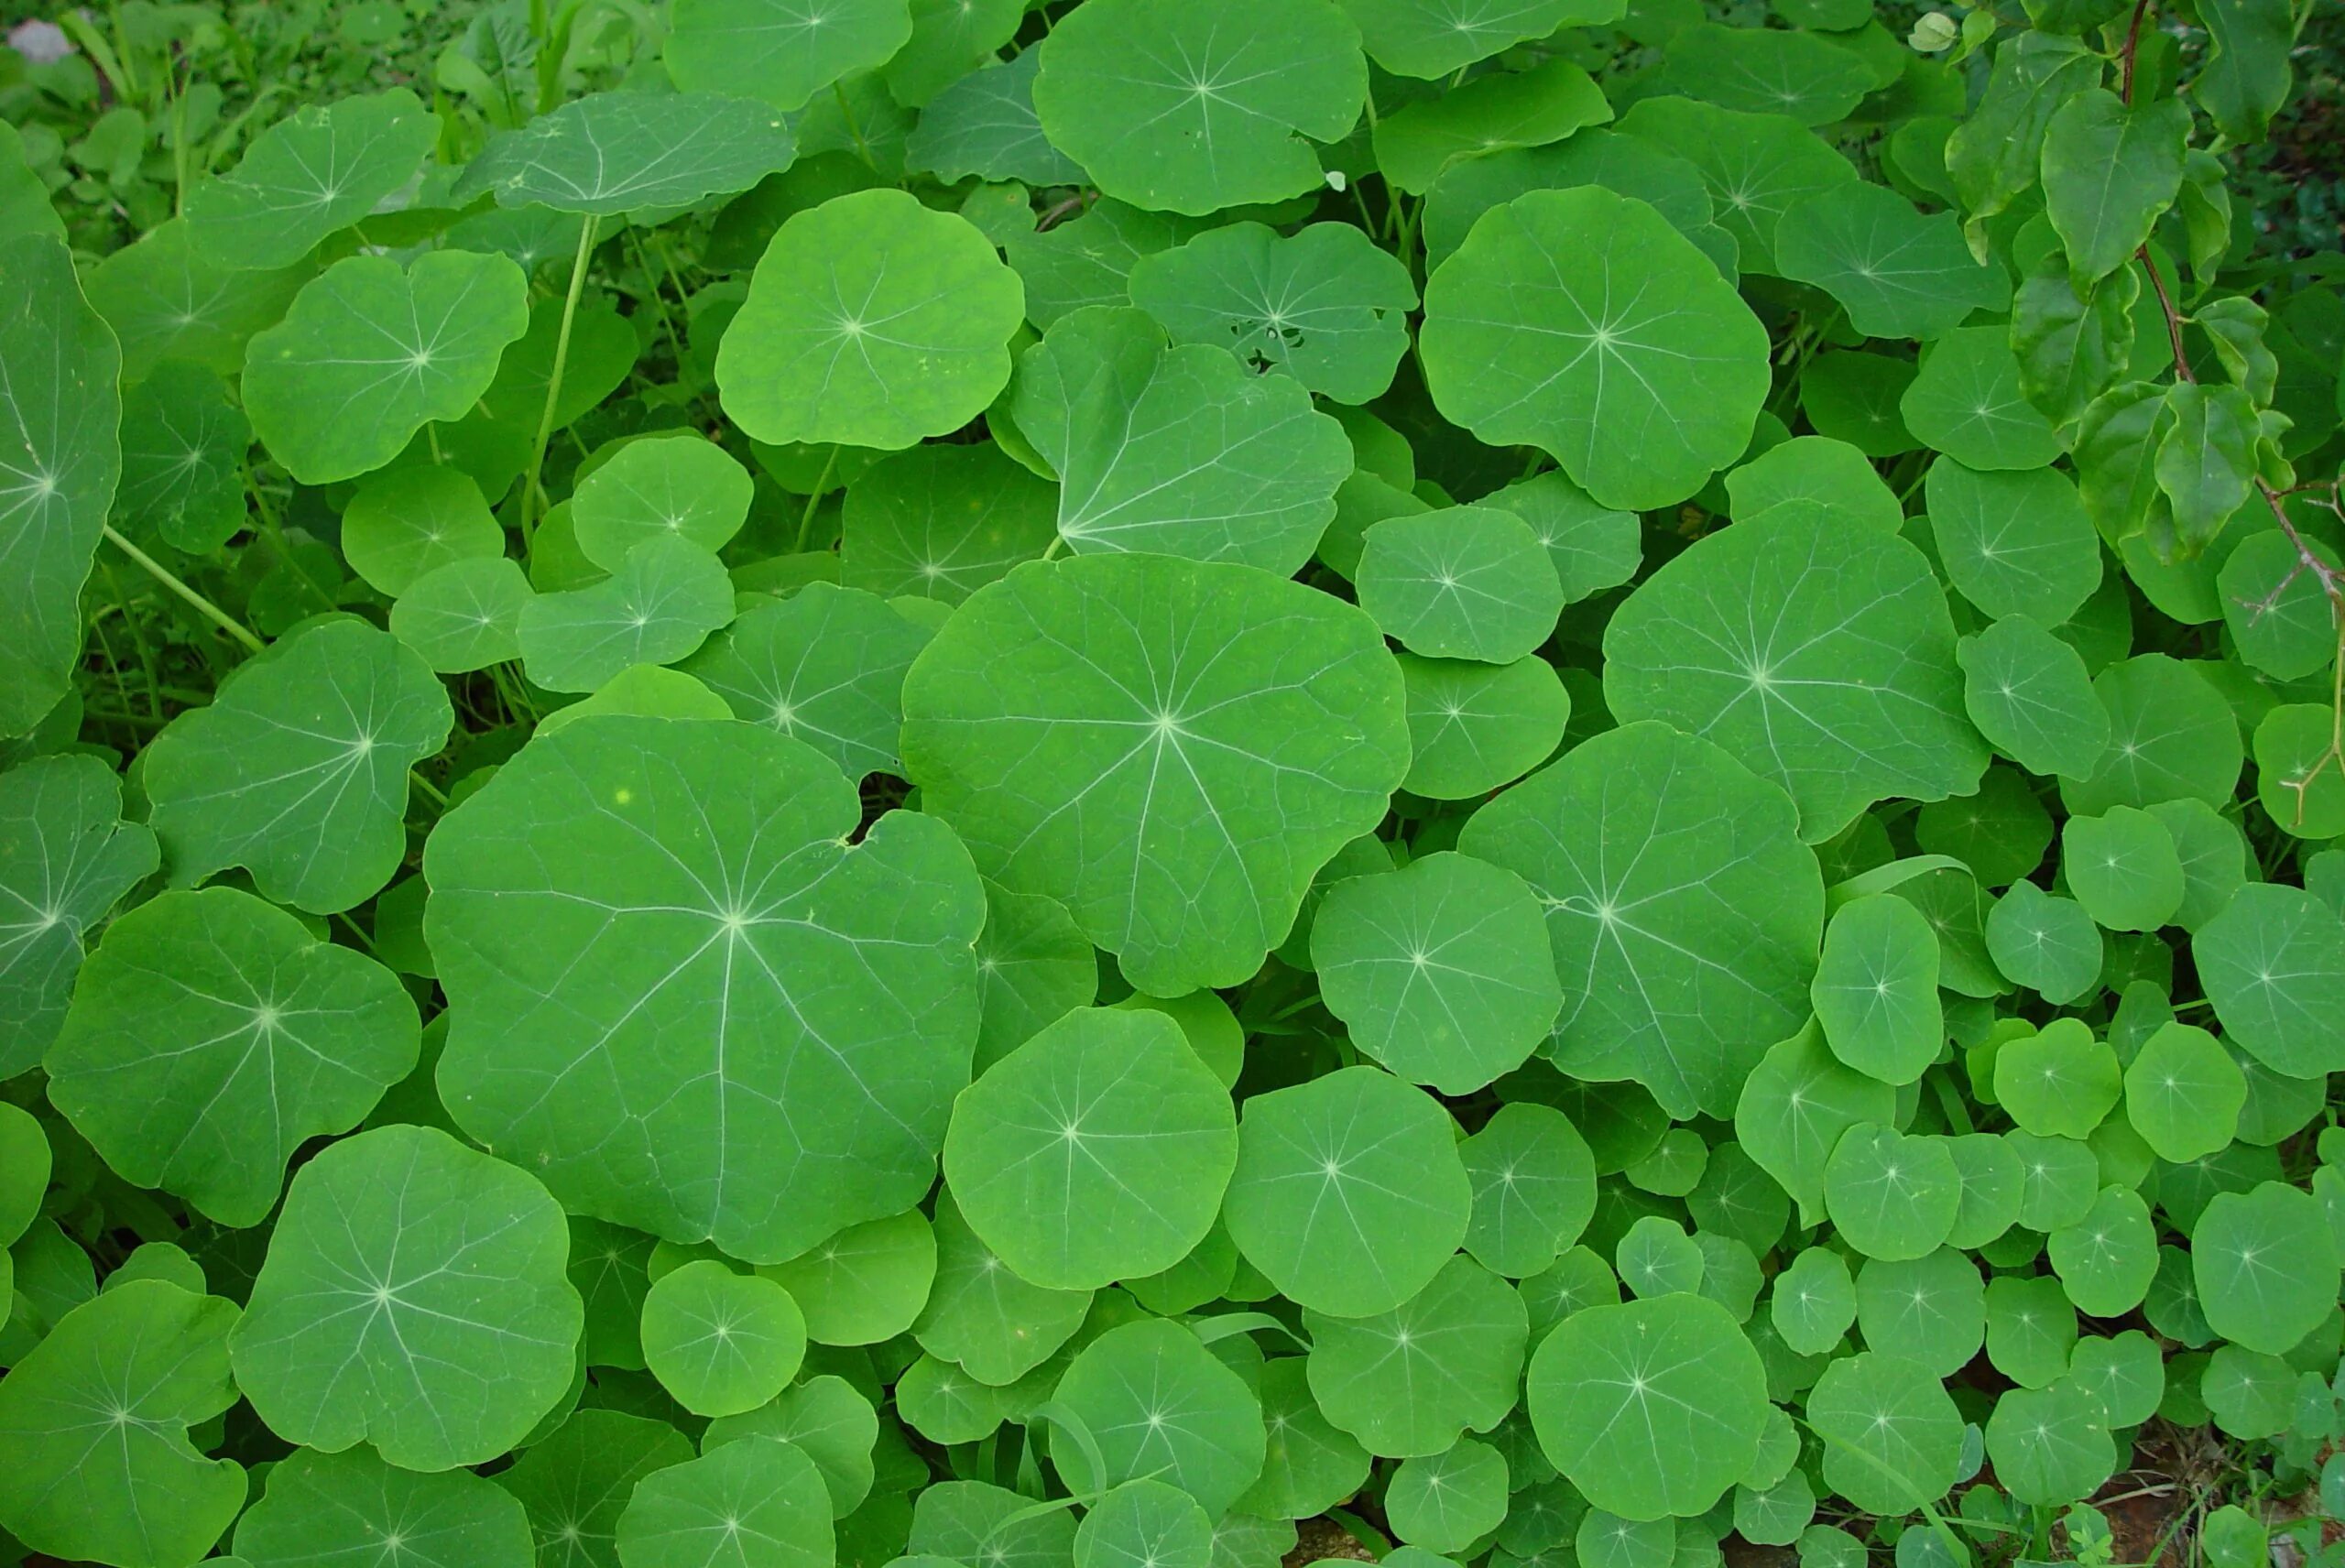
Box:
1, 0, 2343, 1566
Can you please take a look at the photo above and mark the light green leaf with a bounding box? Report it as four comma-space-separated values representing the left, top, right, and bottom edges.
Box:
1460, 1101, 1597, 1279
0, 754, 158, 1077
1224, 1065, 1470, 1317
244, 249, 530, 485
665, 0, 912, 111
1805, 1351, 1962, 1515
1984, 1380, 2114, 1508
1604, 509, 1989, 842
1356, 507, 1564, 663
1337, 0, 1623, 77
1775, 182, 2005, 340
1854, 1248, 1982, 1377
1811, 893, 1941, 1085
1614, 98, 1857, 273
142, 616, 454, 913
616, 1435, 834, 1568
184, 89, 437, 269
1461, 722, 1823, 1118
2193, 1181, 2340, 1356
2061, 806, 2184, 931
391, 556, 535, 674
234, 1446, 534, 1568
684, 583, 931, 782
900, 554, 1408, 996
115, 362, 250, 555
1657, 23, 1876, 127
1387, 1439, 1509, 1552
344, 465, 502, 597
0, 1280, 244, 1568
573, 434, 753, 572
1078, 1480, 1213, 1568
455, 91, 797, 215
517, 536, 736, 693
1053, 1317, 1268, 1516
47, 886, 418, 1227
1956, 615, 2113, 782
229, 1124, 582, 1471
718, 191, 1023, 451
1304, 1253, 1529, 1457
1985, 881, 2103, 1004
1422, 187, 1771, 511
1824, 1124, 1959, 1261
2047, 1186, 2155, 1317
1525, 1294, 1767, 1520
1399, 652, 1572, 800
1236, 1357, 1371, 1519
943, 1006, 1237, 1289
1372, 59, 1613, 195
641, 1261, 808, 1418
2122, 1021, 2246, 1162
0, 234, 118, 737
1009, 307, 1352, 572
1032, 0, 1366, 214
428, 716, 985, 1262
840, 441, 1059, 604
1994, 1019, 2121, 1138
905, 55, 1088, 188
911, 1191, 1090, 1383
1925, 459, 2101, 625
1129, 223, 1416, 403
1901, 327, 2065, 470
496, 1410, 696, 1568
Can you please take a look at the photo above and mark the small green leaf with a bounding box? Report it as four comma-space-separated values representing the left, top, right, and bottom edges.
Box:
185, 89, 437, 269
234, 1446, 534, 1568
455, 90, 798, 215
665, 0, 912, 111
641, 1260, 808, 1418
615, 1434, 834, 1568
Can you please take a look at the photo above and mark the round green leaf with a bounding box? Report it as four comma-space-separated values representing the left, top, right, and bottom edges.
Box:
943, 1006, 1237, 1290
900, 553, 1408, 996
1311, 853, 1562, 1095
1008, 306, 1354, 573
2217, 529, 2342, 681
229, 1124, 583, 1471
428, 716, 985, 1262
244, 249, 529, 485
392, 556, 536, 675
1604, 508, 1988, 842
1236, 1358, 1371, 1519
684, 583, 932, 783
1775, 183, 2004, 341
1525, 1293, 1767, 1520
1854, 1249, 1983, 1376
2122, 1021, 2246, 1163
1076, 1480, 1213, 1568
1955, 615, 2112, 782
641, 1261, 808, 1418
116, 361, 251, 554
906, 54, 1086, 187
1460, 1102, 1598, 1279
1993, 1019, 2121, 1138
142, 616, 454, 914
913, 1190, 1091, 1383
517, 536, 736, 693
234, 1445, 533, 1568
1356, 507, 1565, 663
758, 1209, 935, 1349
1805, 1351, 1962, 1515
497, 1410, 695, 1568
0, 234, 119, 735
1983, 1380, 2114, 1508
2192, 1181, 2340, 1356
47, 886, 419, 1227
0, 1279, 243, 1568
665, 0, 911, 111
2062, 807, 2184, 931
2059, 654, 2241, 815
1735, 1024, 1897, 1221
1614, 98, 1855, 273
718, 191, 1023, 452
1811, 893, 1941, 1086
1823, 1124, 1959, 1261
2047, 1185, 2156, 1317
1388, 1438, 1509, 1552
1053, 1317, 1268, 1517
0, 754, 158, 1077
1771, 1247, 1856, 1356
1984, 881, 2103, 1004
344, 465, 503, 596
1463, 721, 1823, 1118
1339, 0, 1621, 77
2257, 703, 2345, 838
1984, 1274, 2077, 1388
1925, 459, 2101, 626
185, 89, 437, 270
615, 1434, 834, 1568
1304, 1254, 1529, 1457
455, 90, 798, 215
1656, 23, 1876, 126
1224, 1065, 1470, 1317
1422, 187, 1770, 511
1129, 222, 1416, 403
1032, 0, 1365, 213
1400, 653, 1572, 800
1899, 327, 2063, 470
573, 434, 754, 572
2192, 883, 2345, 1077
840, 441, 1059, 605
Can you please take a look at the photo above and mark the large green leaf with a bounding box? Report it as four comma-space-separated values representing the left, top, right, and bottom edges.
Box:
454, 90, 798, 215
228, 1124, 583, 1471
234, 1446, 534, 1568
184, 89, 437, 269
141, 617, 454, 914
1604, 510, 1990, 841
0, 234, 118, 737
47, 886, 419, 1227
1461, 722, 1822, 1118
426, 716, 985, 1261
1422, 188, 1771, 510
665, 0, 913, 110
901, 554, 1409, 995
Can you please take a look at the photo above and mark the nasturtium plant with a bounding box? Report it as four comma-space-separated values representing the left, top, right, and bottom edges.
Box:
7, 0, 2345, 1561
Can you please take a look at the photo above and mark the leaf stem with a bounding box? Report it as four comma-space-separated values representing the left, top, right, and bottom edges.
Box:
2119, 0, 2153, 103
795, 447, 839, 553
522, 212, 601, 545
102, 524, 266, 655
409, 769, 452, 810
